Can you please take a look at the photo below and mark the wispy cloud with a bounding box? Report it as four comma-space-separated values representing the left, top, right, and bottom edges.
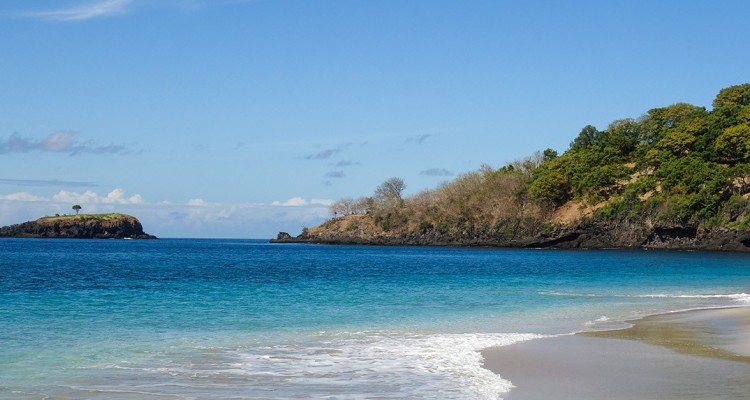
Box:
0, 132, 131, 156
420, 168, 454, 177
8, 0, 262, 22
331, 160, 360, 167
25, 0, 133, 21
325, 170, 346, 178
305, 148, 341, 160
405, 134, 434, 145
0, 178, 97, 188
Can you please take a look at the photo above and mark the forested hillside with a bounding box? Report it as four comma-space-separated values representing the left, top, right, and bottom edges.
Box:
279, 84, 750, 250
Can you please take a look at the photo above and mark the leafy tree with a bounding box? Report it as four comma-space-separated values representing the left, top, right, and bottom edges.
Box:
576, 164, 630, 198
542, 148, 558, 162
712, 83, 750, 128
600, 118, 640, 160
72, 204, 82, 215
715, 124, 750, 164
639, 103, 707, 145
570, 125, 599, 150
655, 131, 696, 156
529, 167, 570, 205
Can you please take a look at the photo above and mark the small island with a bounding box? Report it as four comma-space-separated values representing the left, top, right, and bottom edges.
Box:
0, 213, 157, 239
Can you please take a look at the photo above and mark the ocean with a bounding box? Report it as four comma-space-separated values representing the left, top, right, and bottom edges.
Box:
1, 238, 749, 399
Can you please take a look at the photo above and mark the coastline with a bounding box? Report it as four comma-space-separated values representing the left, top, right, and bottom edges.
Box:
271, 219, 750, 252
482, 306, 750, 399
270, 231, 750, 252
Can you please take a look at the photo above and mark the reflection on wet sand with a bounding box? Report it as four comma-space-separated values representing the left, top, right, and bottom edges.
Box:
585, 307, 750, 363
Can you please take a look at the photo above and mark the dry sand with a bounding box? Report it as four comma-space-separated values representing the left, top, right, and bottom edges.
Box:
482, 307, 750, 399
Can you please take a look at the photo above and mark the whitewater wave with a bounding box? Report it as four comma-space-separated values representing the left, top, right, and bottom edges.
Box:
234, 332, 547, 399
583, 315, 611, 327
541, 291, 750, 304
66, 332, 546, 400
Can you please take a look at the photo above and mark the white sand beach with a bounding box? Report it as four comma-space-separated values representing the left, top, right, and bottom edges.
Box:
483, 307, 750, 399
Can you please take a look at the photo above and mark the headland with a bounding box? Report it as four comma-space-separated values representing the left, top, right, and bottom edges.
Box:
273, 84, 750, 252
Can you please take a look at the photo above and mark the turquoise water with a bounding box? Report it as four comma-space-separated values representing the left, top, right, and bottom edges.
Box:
1, 238, 749, 399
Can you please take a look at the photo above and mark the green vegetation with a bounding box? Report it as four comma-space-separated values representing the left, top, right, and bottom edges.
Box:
39, 213, 132, 222
325, 84, 750, 241
72, 204, 82, 215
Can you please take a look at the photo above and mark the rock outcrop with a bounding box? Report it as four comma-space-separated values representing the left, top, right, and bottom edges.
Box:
0, 214, 157, 239
522, 220, 750, 251
271, 215, 750, 252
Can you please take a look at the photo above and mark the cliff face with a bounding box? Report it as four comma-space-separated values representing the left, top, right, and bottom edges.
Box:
271, 214, 750, 252
524, 220, 750, 252
0, 214, 157, 239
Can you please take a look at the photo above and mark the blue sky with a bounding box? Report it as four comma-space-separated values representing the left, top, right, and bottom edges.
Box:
1, 0, 749, 238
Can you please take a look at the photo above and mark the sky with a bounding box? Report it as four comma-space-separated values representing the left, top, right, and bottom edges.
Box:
1, 0, 749, 238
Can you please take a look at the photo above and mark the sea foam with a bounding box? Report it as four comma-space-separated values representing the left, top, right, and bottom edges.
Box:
541, 291, 750, 304
231, 332, 547, 399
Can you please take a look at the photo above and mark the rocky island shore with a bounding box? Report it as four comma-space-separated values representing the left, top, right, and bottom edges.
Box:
0, 214, 157, 239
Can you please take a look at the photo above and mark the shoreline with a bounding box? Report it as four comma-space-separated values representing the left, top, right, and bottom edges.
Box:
583, 306, 750, 362
270, 236, 750, 253
482, 306, 750, 399
270, 220, 750, 252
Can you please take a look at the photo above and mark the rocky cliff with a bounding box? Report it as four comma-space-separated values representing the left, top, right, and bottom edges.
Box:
0, 214, 157, 239
271, 214, 750, 252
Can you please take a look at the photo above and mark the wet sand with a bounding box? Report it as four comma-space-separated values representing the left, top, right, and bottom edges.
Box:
482, 307, 750, 399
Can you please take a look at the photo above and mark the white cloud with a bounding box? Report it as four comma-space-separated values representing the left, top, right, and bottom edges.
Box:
129, 194, 144, 204
28, 0, 133, 21
272, 197, 307, 207
50, 188, 144, 205
52, 190, 98, 204
311, 198, 334, 206
0, 192, 47, 202
188, 198, 207, 206
106, 188, 127, 203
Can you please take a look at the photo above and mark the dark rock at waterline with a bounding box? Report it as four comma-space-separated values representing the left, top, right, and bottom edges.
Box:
271, 219, 750, 252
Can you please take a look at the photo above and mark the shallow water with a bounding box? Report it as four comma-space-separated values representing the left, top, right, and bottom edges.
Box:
1, 239, 749, 399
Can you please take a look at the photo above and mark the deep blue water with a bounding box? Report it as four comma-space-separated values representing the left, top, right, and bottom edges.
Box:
1, 238, 749, 399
